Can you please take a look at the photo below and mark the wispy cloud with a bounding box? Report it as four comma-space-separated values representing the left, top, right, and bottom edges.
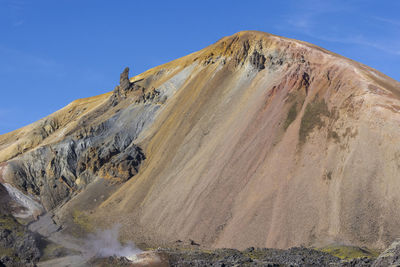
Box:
280, 0, 355, 34
0, 44, 62, 74
277, 1, 400, 56
314, 34, 400, 55
373, 16, 400, 27
1, 0, 26, 27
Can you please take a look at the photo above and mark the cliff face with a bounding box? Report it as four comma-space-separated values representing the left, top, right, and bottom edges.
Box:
1, 31, 400, 250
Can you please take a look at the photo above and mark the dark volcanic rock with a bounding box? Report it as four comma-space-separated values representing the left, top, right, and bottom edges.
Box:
340, 257, 374, 267
161, 246, 342, 266
250, 50, 266, 70
0, 214, 40, 266
78, 138, 145, 182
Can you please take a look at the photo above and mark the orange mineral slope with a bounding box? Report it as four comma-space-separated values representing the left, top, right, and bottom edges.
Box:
95, 31, 400, 250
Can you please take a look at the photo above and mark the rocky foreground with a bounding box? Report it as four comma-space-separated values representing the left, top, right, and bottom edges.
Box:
0, 208, 400, 267
159, 247, 343, 266
91, 242, 400, 267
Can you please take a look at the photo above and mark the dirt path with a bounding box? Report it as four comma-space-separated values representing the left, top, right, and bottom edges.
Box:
29, 212, 88, 266
37, 255, 87, 267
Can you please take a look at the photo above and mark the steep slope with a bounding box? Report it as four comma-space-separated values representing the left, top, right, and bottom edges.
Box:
1, 31, 400, 251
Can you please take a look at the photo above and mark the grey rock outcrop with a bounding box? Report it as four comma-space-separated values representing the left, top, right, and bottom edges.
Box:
3, 100, 160, 210
372, 239, 400, 266
4, 136, 145, 210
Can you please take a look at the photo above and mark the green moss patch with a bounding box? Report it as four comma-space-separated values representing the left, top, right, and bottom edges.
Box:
299, 99, 330, 143
72, 210, 93, 232
0, 246, 15, 258
0, 214, 24, 237
317, 245, 380, 260
284, 102, 298, 130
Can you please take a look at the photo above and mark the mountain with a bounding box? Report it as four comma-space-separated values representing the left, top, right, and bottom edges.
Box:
1, 31, 400, 253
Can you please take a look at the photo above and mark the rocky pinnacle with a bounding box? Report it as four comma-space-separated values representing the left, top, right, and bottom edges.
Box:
119, 67, 131, 91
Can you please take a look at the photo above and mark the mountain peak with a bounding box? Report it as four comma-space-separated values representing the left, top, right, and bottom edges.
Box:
1, 31, 400, 255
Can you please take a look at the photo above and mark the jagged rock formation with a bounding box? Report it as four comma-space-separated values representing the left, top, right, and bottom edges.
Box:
119, 67, 131, 92
1, 123, 146, 210
1, 31, 400, 254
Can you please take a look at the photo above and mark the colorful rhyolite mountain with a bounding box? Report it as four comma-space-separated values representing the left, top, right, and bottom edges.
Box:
1, 31, 400, 252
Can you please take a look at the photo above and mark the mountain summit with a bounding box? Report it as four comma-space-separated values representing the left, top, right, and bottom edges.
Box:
1, 31, 400, 251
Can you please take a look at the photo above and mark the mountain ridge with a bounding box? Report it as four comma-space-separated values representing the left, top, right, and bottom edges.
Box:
1, 30, 398, 156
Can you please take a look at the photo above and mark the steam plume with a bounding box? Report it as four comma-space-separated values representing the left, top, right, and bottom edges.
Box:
83, 224, 141, 260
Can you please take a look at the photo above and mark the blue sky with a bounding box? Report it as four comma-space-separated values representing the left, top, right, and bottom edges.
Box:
0, 0, 399, 134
